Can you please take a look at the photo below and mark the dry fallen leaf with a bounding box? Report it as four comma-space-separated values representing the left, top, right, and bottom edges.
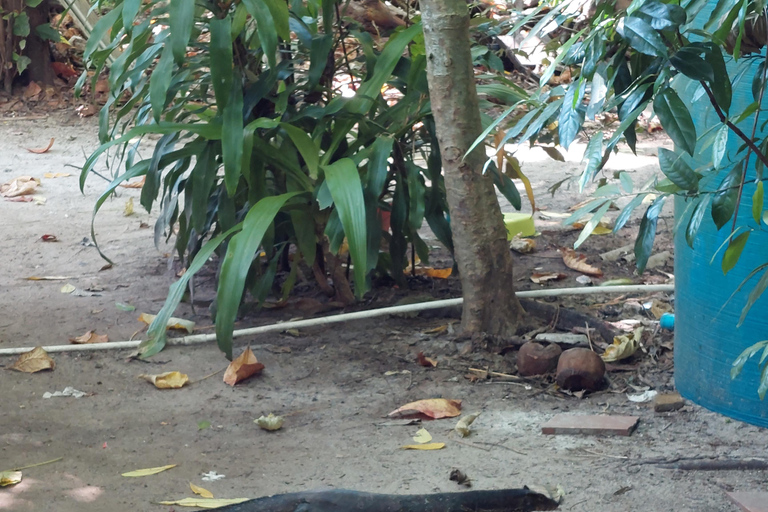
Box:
140, 371, 190, 389
25, 275, 72, 281
255, 413, 284, 431
25, 138, 55, 154
124, 197, 134, 216
602, 327, 643, 362
138, 313, 195, 333
400, 442, 446, 450
189, 482, 214, 499
120, 176, 146, 189
530, 272, 567, 284
416, 351, 438, 368
0, 471, 22, 487
388, 398, 462, 419
510, 236, 536, 254
158, 498, 250, 508
455, 412, 481, 438
9, 347, 55, 373
1, 176, 39, 197
40, 234, 58, 242
43, 172, 71, 179
412, 428, 432, 444
223, 347, 265, 386
69, 330, 109, 344
561, 248, 603, 277
422, 267, 452, 279
75, 104, 96, 117
121, 464, 177, 477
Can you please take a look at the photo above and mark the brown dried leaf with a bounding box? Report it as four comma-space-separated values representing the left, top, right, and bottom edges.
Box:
139, 371, 189, 389
23, 81, 42, 99
69, 330, 109, 344
120, 176, 145, 189
561, 248, 603, 277
223, 347, 265, 386
75, 104, 96, 117
530, 272, 567, 284
26, 138, 55, 154
10, 347, 55, 373
388, 398, 462, 419
416, 351, 438, 368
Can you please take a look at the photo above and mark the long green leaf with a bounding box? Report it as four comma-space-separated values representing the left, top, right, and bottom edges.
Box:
614, 193, 648, 232
215, 193, 301, 359
657, 148, 699, 190
140, 224, 243, 358
122, 0, 141, 33
281, 123, 320, 179
243, 0, 278, 68
263, 0, 290, 40
711, 164, 742, 229
713, 124, 728, 168
558, 81, 585, 149
635, 196, 666, 273
84, 7, 121, 61
754, 182, 764, 224
406, 163, 426, 232
740, 267, 768, 326
685, 195, 711, 247
149, 45, 174, 123
670, 48, 714, 82
579, 131, 603, 192
222, 78, 244, 197
574, 201, 611, 249
324, 159, 369, 298
731, 340, 768, 379
654, 88, 696, 156
617, 16, 668, 57
209, 16, 233, 111
722, 230, 750, 274
703, 44, 731, 114
169, 0, 195, 64
539, 30, 586, 87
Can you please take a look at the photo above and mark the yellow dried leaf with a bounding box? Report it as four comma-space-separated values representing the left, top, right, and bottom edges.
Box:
223, 347, 265, 386
140, 371, 189, 389
455, 412, 481, 438
423, 267, 452, 279
0, 471, 22, 487
255, 413, 284, 431
121, 464, 176, 477
124, 197, 134, 216
189, 482, 214, 498
43, 172, 71, 179
138, 313, 195, 333
158, 498, 250, 508
590, 225, 613, 235
601, 327, 644, 362
400, 442, 445, 450
10, 347, 55, 373
69, 330, 109, 344
412, 428, 432, 444
60, 283, 76, 293
388, 398, 462, 419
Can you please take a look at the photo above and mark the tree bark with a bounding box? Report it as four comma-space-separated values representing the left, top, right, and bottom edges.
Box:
420, 0, 524, 336
25, 0, 54, 86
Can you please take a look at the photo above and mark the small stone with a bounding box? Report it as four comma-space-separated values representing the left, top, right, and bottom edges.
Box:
654, 392, 684, 412
517, 342, 562, 376
556, 348, 605, 391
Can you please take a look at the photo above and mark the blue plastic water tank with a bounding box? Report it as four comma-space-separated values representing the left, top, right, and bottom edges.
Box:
674, 18, 768, 425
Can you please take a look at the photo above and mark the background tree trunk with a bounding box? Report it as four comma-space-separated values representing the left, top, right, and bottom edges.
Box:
420, 0, 525, 336
25, 0, 54, 86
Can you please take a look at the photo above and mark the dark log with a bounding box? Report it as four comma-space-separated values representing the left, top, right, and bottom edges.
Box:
213, 487, 560, 512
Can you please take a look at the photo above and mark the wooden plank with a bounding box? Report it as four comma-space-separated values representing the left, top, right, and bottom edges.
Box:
541, 414, 639, 436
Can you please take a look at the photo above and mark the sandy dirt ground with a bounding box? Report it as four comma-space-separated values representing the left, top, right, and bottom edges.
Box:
1, 113, 765, 512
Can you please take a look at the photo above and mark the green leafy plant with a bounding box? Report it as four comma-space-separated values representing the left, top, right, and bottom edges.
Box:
469, 0, 768, 395
80, 0, 526, 359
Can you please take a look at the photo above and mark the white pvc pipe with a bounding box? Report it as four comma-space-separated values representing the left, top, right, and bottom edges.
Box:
0, 284, 673, 356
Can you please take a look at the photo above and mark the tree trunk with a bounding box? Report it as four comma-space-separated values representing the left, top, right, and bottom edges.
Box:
25, 0, 54, 86
420, 0, 524, 336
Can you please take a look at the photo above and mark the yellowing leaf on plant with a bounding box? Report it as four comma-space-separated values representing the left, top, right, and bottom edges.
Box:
561, 248, 603, 277
400, 442, 445, 450
10, 347, 55, 373
158, 498, 250, 508
455, 412, 481, 438
223, 347, 265, 386
0, 471, 22, 487
388, 398, 462, 419
124, 197, 134, 216
189, 482, 214, 499
138, 313, 195, 333
412, 428, 432, 444
255, 413, 284, 431
140, 371, 189, 389
121, 464, 177, 477
69, 330, 109, 344
601, 327, 644, 362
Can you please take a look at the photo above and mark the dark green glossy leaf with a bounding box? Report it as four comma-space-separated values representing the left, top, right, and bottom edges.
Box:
654, 88, 697, 155
637, 1, 687, 29
169, 0, 195, 64
406, 163, 426, 233
617, 16, 668, 57
711, 165, 742, 229
244, 0, 278, 68
657, 148, 699, 190
84, 7, 121, 60
703, 44, 731, 113
722, 230, 750, 274
149, 45, 174, 123
324, 159, 369, 298
670, 48, 714, 81
35, 23, 61, 42
635, 196, 666, 273
614, 193, 648, 232
209, 16, 233, 110
222, 78, 244, 196
281, 123, 320, 179
190, 144, 217, 233
122, 0, 141, 33
579, 131, 603, 192
13, 12, 29, 36
492, 164, 522, 210
263, 0, 290, 40
686, 195, 711, 247
582, 36, 605, 79
713, 124, 728, 168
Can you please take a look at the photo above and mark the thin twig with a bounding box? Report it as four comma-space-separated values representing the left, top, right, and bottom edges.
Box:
585, 321, 593, 352
194, 367, 225, 383
453, 438, 492, 452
